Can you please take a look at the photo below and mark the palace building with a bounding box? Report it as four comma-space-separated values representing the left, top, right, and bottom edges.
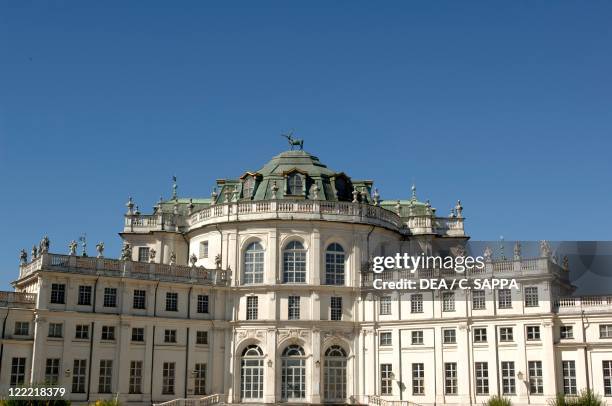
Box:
1, 146, 611, 405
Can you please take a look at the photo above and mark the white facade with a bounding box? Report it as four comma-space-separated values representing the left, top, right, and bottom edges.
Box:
1, 149, 611, 405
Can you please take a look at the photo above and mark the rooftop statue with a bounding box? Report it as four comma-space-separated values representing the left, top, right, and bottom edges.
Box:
20, 249, 27, 264
281, 131, 304, 151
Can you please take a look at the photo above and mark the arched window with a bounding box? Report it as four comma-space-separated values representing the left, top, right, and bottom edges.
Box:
244, 242, 264, 284
283, 241, 306, 283
242, 176, 255, 199
324, 345, 347, 402
325, 243, 345, 285
241, 345, 263, 400
281, 345, 306, 400
287, 173, 303, 195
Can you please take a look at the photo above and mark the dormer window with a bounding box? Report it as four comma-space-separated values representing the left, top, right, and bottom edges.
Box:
242, 176, 255, 199
286, 173, 303, 196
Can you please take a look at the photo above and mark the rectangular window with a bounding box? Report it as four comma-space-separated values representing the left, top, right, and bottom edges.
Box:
600, 325, 612, 339
380, 331, 392, 346
72, 359, 87, 393
48, 323, 63, 338
98, 360, 113, 393
129, 361, 143, 394
442, 292, 455, 312
472, 290, 486, 310
412, 363, 424, 395
498, 289, 512, 309
526, 326, 541, 341
525, 286, 539, 307
131, 327, 144, 342
138, 247, 149, 262
412, 330, 424, 345
475, 362, 489, 395
474, 327, 487, 343
500, 327, 514, 342
411, 294, 423, 313
501, 361, 516, 395
197, 294, 209, 314
246, 296, 258, 320
381, 364, 393, 395
560, 326, 574, 340
75, 324, 89, 340
331, 296, 342, 321
10, 357, 26, 386
199, 241, 209, 259
164, 329, 177, 343
603, 360, 612, 396
562, 360, 577, 395
133, 289, 146, 309
50, 283, 65, 304
101, 325, 115, 340
194, 363, 206, 395
78, 285, 92, 306
103, 287, 117, 308
443, 329, 457, 344
14, 321, 29, 336
380, 295, 392, 315
528, 360, 544, 395
196, 331, 208, 345
445, 362, 457, 395
166, 292, 178, 312
162, 362, 176, 395
288, 295, 300, 320
45, 358, 60, 385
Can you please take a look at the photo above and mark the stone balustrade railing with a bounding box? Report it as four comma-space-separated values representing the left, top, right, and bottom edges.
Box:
17, 253, 229, 286
152, 394, 226, 406
123, 200, 465, 236
361, 257, 566, 287
0, 291, 37, 308
554, 296, 612, 313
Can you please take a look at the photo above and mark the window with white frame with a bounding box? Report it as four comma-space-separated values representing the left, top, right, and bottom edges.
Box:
242, 176, 255, 199
526, 325, 541, 341
196, 331, 208, 345
131, 327, 144, 342
75, 324, 89, 340
474, 327, 487, 343
50, 283, 65, 304
498, 289, 512, 309
380, 364, 393, 395
197, 294, 209, 313
412, 330, 424, 345
164, 329, 177, 343
78, 285, 92, 306
129, 360, 143, 394
45, 358, 60, 385
325, 243, 345, 285
14, 321, 29, 336
98, 360, 113, 393
162, 362, 176, 395
528, 360, 543, 395
48, 323, 63, 338
380, 295, 392, 315
10, 357, 26, 386
442, 292, 455, 312
500, 327, 513, 342
443, 329, 456, 344
562, 360, 577, 395
72, 359, 87, 393
380, 331, 392, 346
286, 173, 303, 195
475, 362, 489, 395
501, 361, 516, 395
525, 286, 539, 307
288, 295, 300, 320
166, 292, 178, 311
133, 289, 146, 309
560, 325, 574, 339
283, 241, 307, 283
330, 296, 342, 321
246, 296, 258, 320
244, 242, 264, 284
412, 363, 424, 395
199, 241, 209, 259
103, 287, 117, 308
324, 346, 347, 401
101, 325, 115, 340
194, 363, 207, 395
600, 325, 612, 338
137, 247, 149, 262
411, 294, 423, 313
281, 345, 306, 400
603, 360, 612, 396
444, 363, 457, 395
241, 345, 264, 400
472, 290, 486, 310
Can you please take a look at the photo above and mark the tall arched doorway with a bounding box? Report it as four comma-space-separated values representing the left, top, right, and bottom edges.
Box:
281, 344, 306, 400
323, 345, 347, 402
240, 345, 264, 401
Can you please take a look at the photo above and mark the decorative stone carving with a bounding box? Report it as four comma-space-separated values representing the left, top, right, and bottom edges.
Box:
169, 251, 177, 265
540, 240, 552, 258
215, 254, 222, 269
311, 183, 320, 200
563, 255, 569, 270
483, 246, 493, 262
149, 248, 157, 262
19, 249, 27, 264
513, 242, 521, 260
352, 188, 359, 203
211, 188, 218, 204
126, 196, 134, 215
96, 242, 105, 258
31, 245, 38, 259
188, 198, 194, 215
189, 253, 197, 266
278, 329, 309, 343
68, 240, 77, 256
455, 200, 463, 218
41, 235, 50, 253
120, 242, 132, 261
395, 200, 401, 214
372, 188, 380, 206
271, 182, 279, 199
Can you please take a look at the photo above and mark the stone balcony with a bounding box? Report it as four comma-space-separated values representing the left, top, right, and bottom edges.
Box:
554, 296, 612, 314
16, 253, 229, 286
0, 291, 37, 309
123, 200, 465, 237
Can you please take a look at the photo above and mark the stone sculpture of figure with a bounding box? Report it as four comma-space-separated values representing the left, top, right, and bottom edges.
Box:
311, 184, 320, 200
38, 240, 44, 256
281, 131, 304, 150
41, 235, 50, 253
271, 182, 279, 199
513, 241, 522, 260
455, 200, 463, 218
96, 242, 105, 258
169, 251, 176, 265
31, 245, 38, 259
372, 189, 380, 206
215, 254, 222, 269
20, 249, 28, 264
120, 242, 132, 261
483, 246, 493, 262
190, 253, 197, 266
539, 240, 552, 258
352, 188, 359, 203
149, 248, 157, 263
563, 255, 569, 270
211, 188, 218, 204
395, 200, 401, 214
69, 241, 78, 256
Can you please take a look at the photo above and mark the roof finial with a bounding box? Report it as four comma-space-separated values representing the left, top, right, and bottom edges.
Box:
411, 183, 417, 200
281, 130, 304, 151
172, 175, 178, 200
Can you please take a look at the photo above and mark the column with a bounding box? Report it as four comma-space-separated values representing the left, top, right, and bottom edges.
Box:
311, 329, 322, 403
30, 314, 47, 383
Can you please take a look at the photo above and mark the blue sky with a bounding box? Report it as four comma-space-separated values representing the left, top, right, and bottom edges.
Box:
1, 1, 611, 290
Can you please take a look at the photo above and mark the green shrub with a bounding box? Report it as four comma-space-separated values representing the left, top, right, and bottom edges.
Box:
549, 390, 604, 406
0, 400, 71, 406
485, 395, 512, 406
93, 400, 120, 406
